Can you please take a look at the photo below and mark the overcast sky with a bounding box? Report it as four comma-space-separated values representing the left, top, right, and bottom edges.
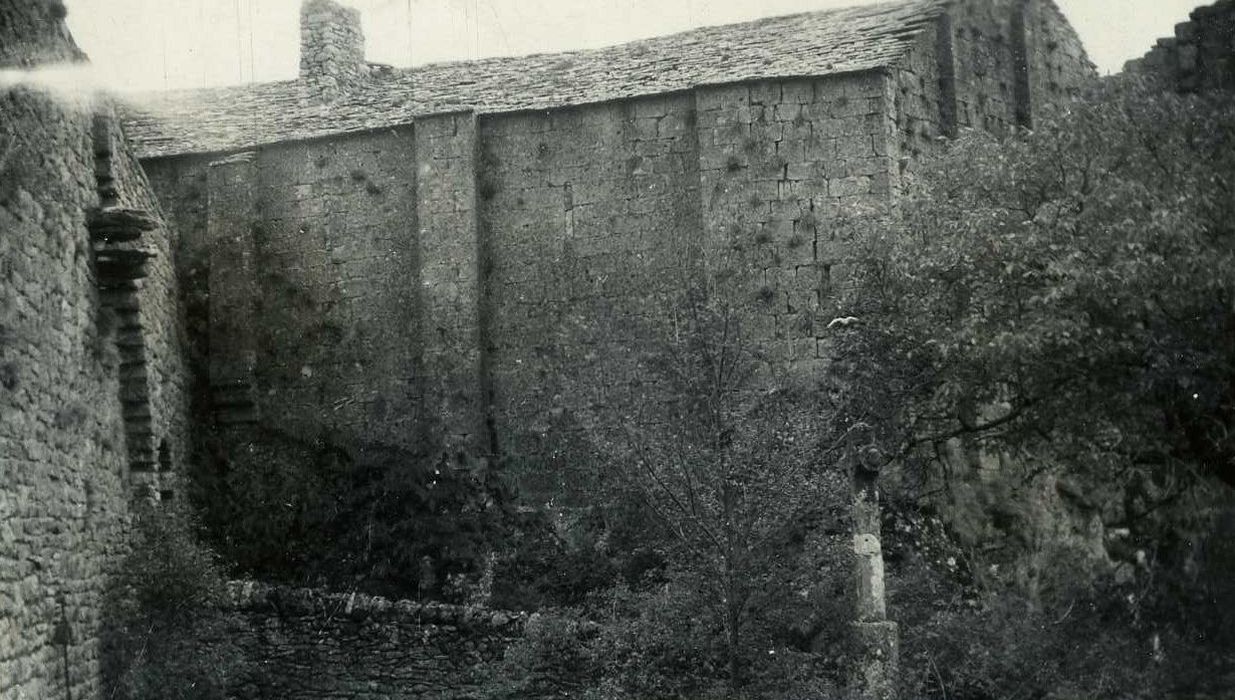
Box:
64, 0, 1199, 93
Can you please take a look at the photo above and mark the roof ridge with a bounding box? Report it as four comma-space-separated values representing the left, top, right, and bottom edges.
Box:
128, 0, 944, 101
121, 0, 948, 158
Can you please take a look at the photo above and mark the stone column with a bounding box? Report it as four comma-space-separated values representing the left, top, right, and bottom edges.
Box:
851, 447, 898, 700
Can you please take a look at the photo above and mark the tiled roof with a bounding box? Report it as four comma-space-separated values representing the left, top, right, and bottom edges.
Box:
119, 0, 946, 159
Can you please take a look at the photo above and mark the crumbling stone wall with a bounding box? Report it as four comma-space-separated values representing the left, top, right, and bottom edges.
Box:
225, 581, 524, 699
1125, 0, 1235, 92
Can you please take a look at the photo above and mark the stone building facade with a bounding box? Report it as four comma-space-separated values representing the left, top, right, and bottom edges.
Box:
2, 0, 1106, 696
127, 0, 1093, 496
0, 0, 192, 697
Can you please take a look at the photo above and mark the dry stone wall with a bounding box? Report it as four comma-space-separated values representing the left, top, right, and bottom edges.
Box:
1, 80, 129, 700
224, 581, 525, 700
1, 1, 191, 697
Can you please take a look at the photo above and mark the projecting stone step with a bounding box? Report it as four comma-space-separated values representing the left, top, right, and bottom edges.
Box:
122, 404, 152, 421
114, 308, 142, 328
99, 290, 141, 310
119, 383, 149, 403
98, 278, 141, 290
87, 207, 157, 243
114, 335, 144, 351
95, 249, 155, 283
130, 459, 158, 473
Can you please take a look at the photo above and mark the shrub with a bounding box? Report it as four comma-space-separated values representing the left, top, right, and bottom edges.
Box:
189, 427, 524, 601
103, 506, 247, 700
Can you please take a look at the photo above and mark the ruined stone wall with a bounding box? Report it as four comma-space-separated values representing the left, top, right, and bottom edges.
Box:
1, 1, 189, 696
224, 582, 524, 700
1125, 0, 1235, 92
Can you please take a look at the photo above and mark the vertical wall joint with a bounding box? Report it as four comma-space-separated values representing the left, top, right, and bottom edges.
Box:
1011, 0, 1034, 129
205, 151, 260, 426
934, 13, 959, 138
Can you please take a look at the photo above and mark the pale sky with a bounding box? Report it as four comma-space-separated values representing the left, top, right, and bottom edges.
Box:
63, 0, 1200, 93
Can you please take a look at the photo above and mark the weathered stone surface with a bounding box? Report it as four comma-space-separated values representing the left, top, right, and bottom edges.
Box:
224, 582, 526, 700
143, 1, 1097, 504
299, 0, 366, 100
1, 3, 192, 696
120, 0, 951, 158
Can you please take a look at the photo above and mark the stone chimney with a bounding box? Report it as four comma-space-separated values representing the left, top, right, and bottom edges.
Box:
299, 0, 365, 96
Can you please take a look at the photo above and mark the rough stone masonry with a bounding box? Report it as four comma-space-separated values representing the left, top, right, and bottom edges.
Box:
132, 0, 1094, 496
120, 2, 1094, 697
31, 0, 1235, 696
0, 0, 192, 698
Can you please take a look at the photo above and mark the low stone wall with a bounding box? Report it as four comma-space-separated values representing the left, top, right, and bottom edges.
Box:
225, 582, 527, 699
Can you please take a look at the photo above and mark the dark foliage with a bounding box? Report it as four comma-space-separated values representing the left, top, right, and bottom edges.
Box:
189, 427, 525, 601
102, 507, 247, 700
835, 77, 1235, 697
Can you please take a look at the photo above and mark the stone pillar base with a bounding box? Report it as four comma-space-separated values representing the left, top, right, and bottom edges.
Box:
850, 620, 898, 700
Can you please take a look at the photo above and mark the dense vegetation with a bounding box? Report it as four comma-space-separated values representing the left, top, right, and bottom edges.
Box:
103, 506, 247, 700
835, 76, 1235, 697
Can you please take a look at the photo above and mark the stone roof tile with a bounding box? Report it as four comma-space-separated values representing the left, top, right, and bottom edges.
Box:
120, 0, 946, 158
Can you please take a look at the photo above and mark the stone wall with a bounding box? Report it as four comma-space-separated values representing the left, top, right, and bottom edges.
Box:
1, 1, 190, 697
94, 105, 193, 501
891, 0, 1093, 157
478, 93, 703, 495
0, 73, 129, 700
142, 0, 1095, 501
1125, 0, 1235, 92
224, 581, 525, 699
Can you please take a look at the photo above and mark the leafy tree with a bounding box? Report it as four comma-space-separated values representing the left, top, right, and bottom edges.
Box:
545, 235, 851, 690
834, 77, 1235, 695
103, 506, 248, 700
189, 428, 523, 601
837, 77, 1235, 493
